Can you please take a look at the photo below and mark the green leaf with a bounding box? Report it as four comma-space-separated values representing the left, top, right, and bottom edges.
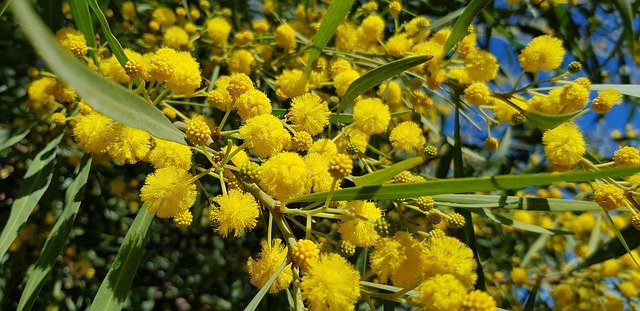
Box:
86, 0, 128, 67
613, 0, 634, 58
576, 215, 640, 270
68, 0, 96, 49
335, 55, 430, 112
480, 209, 572, 235
91, 205, 155, 311
11, 0, 185, 144
434, 194, 601, 212
18, 154, 92, 311
305, 0, 355, 76
521, 233, 552, 267
288, 166, 640, 203
243, 259, 288, 311
426, 7, 465, 31
590, 84, 640, 98
352, 156, 424, 187
524, 109, 583, 130
0, 132, 63, 258
0, 124, 33, 152
523, 281, 540, 311
441, 0, 491, 56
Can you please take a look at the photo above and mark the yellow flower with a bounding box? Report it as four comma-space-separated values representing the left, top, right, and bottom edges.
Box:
55, 28, 87, 57
411, 41, 444, 73
166, 50, 202, 95
247, 239, 293, 293
151, 7, 176, 28
422, 236, 478, 289
140, 167, 197, 218
99, 55, 130, 84
309, 138, 339, 158
358, 15, 385, 45
208, 189, 260, 237
542, 123, 586, 170
300, 253, 361, 311
205, 17, 232, 46
592, 88, 622, 114
186, 115, 212, 145
618, 281, 638, 298
369, 236, 405, 283
338, 201, 382, 247
252, 19, 270, 33
121, 1, 136, 20
510, 267, 529, 285
559, 82, 589, 113
353, 98, 390, 135
464, 82, 491, 106
519, 35, 564, 72
333, 69, 360, 97
330, 58, 353, 77
593, 184, 625, 211
377, 81, 403, 111
276, 69, 307, 100
613, 146, 640, 166
292, 239, 320, 269
27, 76, 56, 109
72, 113, 116, 154
259, 152, 310, 201
304, 153, 333, 193
207, 76, 233, 111
389, 121, 426, 153
235, 89, 272, 120
228, 49, 255, 75
105, 125, 152, 164
239, 114, 291, 158
385, 34, 413, 58
163, 26, 190, 50
464, 49, 499, 82
461, 290, 497, 311
275, 23, 297, 53
289, 93, 330, 136
335, 22, 359, 51
147, 138, 192, 170
173, 210, 193, 228
413, 274, 467, 311
226, 73, 254, 99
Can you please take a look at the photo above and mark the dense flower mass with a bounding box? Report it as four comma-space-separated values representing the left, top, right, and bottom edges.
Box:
300, 253, 361, 311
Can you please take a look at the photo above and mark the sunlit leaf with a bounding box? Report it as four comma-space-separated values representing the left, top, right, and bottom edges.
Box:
442, 0, 492, 56
524, 110, 583, 130
352, 156, 424, 187
591, 84, 640, 98
86, 0, 128, 67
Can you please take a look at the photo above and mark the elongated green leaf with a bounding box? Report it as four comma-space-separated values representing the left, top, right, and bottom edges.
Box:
86, 0, 128, 67
524, 109, 583, 130
0, 132, 63, 258
18, 154, 92, 311
576, 215, 640, 270
11, 0, 185, 144
305, 0, 355, 76
243, 259, 288, 311
0, 124, 32, 152
426, 7, 465, 30
480, 209, 571, 235
441, 0, 491, 56
68, 0, 96, 49
91, 205, 154, 311
336, 56, 430, 112
288, 166, 640, 203
590, 84, 640, 97
523, 282, 540, 311
434, 194, 601, 212
521, 233, 551, 267
613, 0, 634, 57
352, 156, 424, 187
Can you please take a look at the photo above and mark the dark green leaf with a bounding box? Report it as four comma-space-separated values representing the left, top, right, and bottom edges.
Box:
441, 0, 492, 56
613, 0, 634, 58
426, 7, 465, 30
86, 0, 128, 67
336, 56, 430, 112
0, 132, 63, 258
434, 194, 601, 212
0, 124, 33, 152
91, 205, 155, 311
11, 0, 186, 144
68, 0, 96, 49
18, 154, 92, 311
352, 156, 424, 187
523, 282, 540, 311
480, 209, 572, 235
306, 0, 355, 76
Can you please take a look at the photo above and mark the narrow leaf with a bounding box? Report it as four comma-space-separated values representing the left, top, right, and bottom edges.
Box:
18, 154, 92, 311
336, 56, 430, 112
86, 0, 128, 67
434, 194, 601, 212
523, 281, 540, 311
288, 166, 640, 203
306, 0, 355, 76
441, 0, 492, 56
11, 0, 185, 144
243, 259, 288, 311
480, 209, 571, 235
521, 233, 552, 267
0, 124, 32, 152
576, 215, 640, 270
590, 84, 640, 98
0, 132, 63, 258
68, 0, 96, 49
352, 156, 424, 187
426, 7, 465, 30
524, 110, 583, 130
613, 0, 634, 57
91, 205, 155, 311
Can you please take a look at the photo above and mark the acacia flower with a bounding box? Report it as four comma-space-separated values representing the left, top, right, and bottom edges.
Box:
247, 239, 293, 293
239, 114, 291, 158
413, 274, 467, 311
288, 93, 330, 136
353, 98, 390, 135
389, 121, 426, 153
208, 189, 260, 237
259, 152, 310, 201
542, 123, 586, 170
140, 167, 197, 218
300, 253, 361, 311
519, 35, 564, 72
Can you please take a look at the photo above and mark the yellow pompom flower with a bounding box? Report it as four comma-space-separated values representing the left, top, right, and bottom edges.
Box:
105, 125, 152, 164
52, 81, 75, 103
151, 6, 176, 28
300, 253, 361, 311
618, 281, 638, 298
186, 115, 212, 145
464, 82, 491, 105
304, 153, 333, 193
166, 51, 202, 95
385, 34, 413, 58
559, 82, 589, 113
173, 210, 193, 228
147, 138, 192, 170
464, 49, 499, 82
247, 239, 293, 293
461, 290, 497, 311
124, 49, 149, 80
239, 114, 291, 158
208, 189, 259, 237
228, 49, 255, 75
594, 184, 626, 211
333, 69, 360, 97
259, 152, 310, 201
422, 236, 478, 289
329, 153, 353, 179
389, 121, 426, 153
235, 89, 272, 120
292, 239, 320, 269
519, 35, 565, 72
99, 55, 130, 84
353, 98, 390, 135
275, 23, 297, 53
205, 17, 232, 46
289, 93, 330, 136
413, 274, 467, 311
207, 76, 233, 111
121, 1, 136, 20
330, 58, 353, 77
369, 236, 405, 283
358, 15, 385, 45
338, 201, 382, 247
163, 26, 190, 50
542, 123, 586, 170
276, 69, 307, 100
252, 19, 270, 33
592, 88, 623, 114
308, 138, 339, 158
377, 81, 403, 110
27, 76, 56, 109
147, 48, 175, 83
72, 113, 116, 154
55, 28, 87, 57
613, 146, 640, 166
226, 73, 254, 100
140, 167, 197, 218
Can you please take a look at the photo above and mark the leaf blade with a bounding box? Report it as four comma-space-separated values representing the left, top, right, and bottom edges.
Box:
441, 0, 492, 56
68, 0, 96, 49
86, 0, 128, 67
352, 156, 424, 187
0, 124, 33, 152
